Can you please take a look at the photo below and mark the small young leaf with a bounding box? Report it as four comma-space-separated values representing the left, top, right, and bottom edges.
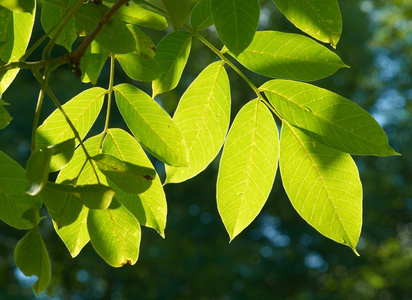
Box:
0, 99, 12, 129
116, 53, 161, 82
93, 153, 156, 195
81, 41, 110, 85
103, 128, 167, 237
14, 227, 51, 296
126, 24, 156, 59
161, 0, 190, 29
117, 3, 167, 30
0, 151, 41, 229
0, 0, 35, 13
234, 31, 347, 81
211, 0, 260, 56
166, 61, 231, 183
190, 0, 213, 31
280, 122, 362, 253
152, 31, 192, 97
273, 0, 342, 47
260, 80, 398, 156
25, 147, 53, 196
88, 199, 141, 267
217, 100, 279, 240
114, 83, 189, 167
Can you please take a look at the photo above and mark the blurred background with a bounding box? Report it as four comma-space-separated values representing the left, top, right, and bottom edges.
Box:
1, 0, 411, 299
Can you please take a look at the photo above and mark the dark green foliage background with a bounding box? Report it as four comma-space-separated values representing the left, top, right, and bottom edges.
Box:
1, 0, 411, 299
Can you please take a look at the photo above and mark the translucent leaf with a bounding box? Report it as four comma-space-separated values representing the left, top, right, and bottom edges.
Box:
81, 40, 109, 85
75, 4, 135, 54
190, 0, 213, 30
217, 100, 279, 240
126, 24, 156, 59
234, 31, 348, 81
103, 128, 167, 237
161, 0, 190, 29
166, 61, 230, 183
0, 0, 35, 13
279, 122, 362, 253
0, 4, 35, 94
0, 99, 12, 129
211, 0, 259, 56
14, 227, 51, 296
260, 80, 398, 156
114, 83, 189, 167
87, 199, 141, 267
152, 31, 192, 97
47, 138, 76, 170
93, 153, 156, 194
116, 53, 161, 82
117, 3, 167, 30
41, 0, 81, 51
36, 87, 106, 171
25, 147, 53, 196
0, 151, 41, 229
273, 0, 342, 47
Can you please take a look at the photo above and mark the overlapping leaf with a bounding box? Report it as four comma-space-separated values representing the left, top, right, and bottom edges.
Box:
103, 129, 167, 237
279, 122, 362, 253
0, 99, 12, 129
211, 0, 260, 56
152, 31, 192, 97
190, 0, 213, 30
88, 199, 141, 267
25, 147, 53, 196
161, 0, 190, 29
217, 100, 279, 240
260, 80, 398, 156
126, 24, 156, 59
36, 87, 106, 171
235, 31, 347, 81
81, 41, 110, 85
166, 61, 230, 183
114, 83, 189, 167
273, 0, 342, 47
0, 0, 35, 13
117, 3, 167, 30
116, 53, 161, 82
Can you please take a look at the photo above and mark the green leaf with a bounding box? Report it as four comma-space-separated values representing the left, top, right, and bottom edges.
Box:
211, 0, 259, 56
14, 227, 51, 296
114, 83, 189, 167
25, 147, 53, 196
47, 138, 76, 172
41, 0, 81, 51
75, 4, 135, 54
234, 31, 348, 81
36, 87, 106, 171
116, 53, 161, 82
0, 99, 12, 129
0, 151, 41, 229
88, 199, 141, 267
93, 153, 156, 194
166, 61, 230, 183
103, 128, 167, 237
126, 24, 156, 59
0, 0, 34, 13
81, 40, 110, 85
161, 0, 190, 29
273, 0, 342, 47
279, 122, 362, 253
0, 4, 35, 94
260, 80, 398, 156
217, 100, 279, 240
190, 0, 213, 31
117, 3, 167, 30
152, 31, 192, 97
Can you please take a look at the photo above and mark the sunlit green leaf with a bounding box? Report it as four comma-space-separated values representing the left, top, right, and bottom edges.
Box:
152, 31, 192, 97
25, 147, 53, 196
36, 87, 106, 171
126, 24, 156, 59
117, 3, 167, 30
114, 83, 189, 167
47, 138, 76, 172
273, 0, 342, 47
234, 31, 347, 81
161, 0, 190, 29
14, 227, 51, 296
81, 40, 110, 85
103, 128, 167, 237
217, 99, 279, 240
0, 151, 41, 229
260, 80, 398, 156
93, 153, 156, 195
166, 61, 230, 183
190, 0, 213, 30
88, 199, 141, 267
0, 99, 12, 129
280, 122, 362, 253
116, 53, 161, 82
0, 0, 35, 13
211, 0, 259, 56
